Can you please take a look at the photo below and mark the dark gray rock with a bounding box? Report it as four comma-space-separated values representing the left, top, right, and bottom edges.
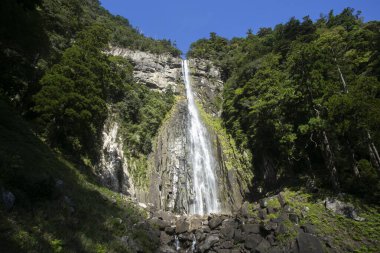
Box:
278, 193, 286, 207
289, 213, 299, 224
262, 222, 278, 232
196, 229, 207, 242
198, 235, 220, 253
259, 209, 267, 220
242, 224, 260, 234
176, 219, 189, 234
189, 217, 203, 232
2, 190, 15, 211
221, 220, 236, 239
202, 225, 211, 233
216, 249, 231, 253
234, 229, 243, 242
241, 201, 250, 218
209, 216, 223, 229
165, 226, 176, 235
150, 217, 170, 230
268, 246, 285, 253
255, 238, 271, 253
178, 232, 193, 242
244, 234, 262, 249
259, 199, 268, 208
301, 224, 315, 234
266, 234, 277, 246
160, 231, 173, 245
158, 245, 177, 253
267, 207, 276, 214
220, 240, 234, 249
296, 231, 324, 253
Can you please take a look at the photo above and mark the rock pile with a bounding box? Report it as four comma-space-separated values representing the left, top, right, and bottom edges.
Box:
141, 193, 325, 253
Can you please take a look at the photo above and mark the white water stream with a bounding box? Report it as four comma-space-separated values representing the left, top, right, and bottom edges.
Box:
182, 60, 219, 215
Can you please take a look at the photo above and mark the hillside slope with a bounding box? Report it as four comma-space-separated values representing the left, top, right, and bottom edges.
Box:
0, 99, 159, 252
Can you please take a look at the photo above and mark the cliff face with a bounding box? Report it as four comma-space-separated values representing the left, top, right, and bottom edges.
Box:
188, 58, 224, 117
109, 47, 183, 93
97, 48, 252, 213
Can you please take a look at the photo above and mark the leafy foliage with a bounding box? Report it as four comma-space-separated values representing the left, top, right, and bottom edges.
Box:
188, 8, 380, 199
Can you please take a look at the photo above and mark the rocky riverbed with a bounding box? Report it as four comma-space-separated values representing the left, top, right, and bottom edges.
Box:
132, 192, 330, 253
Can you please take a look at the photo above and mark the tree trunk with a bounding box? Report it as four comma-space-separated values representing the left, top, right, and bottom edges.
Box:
346, 139, 360, 177
336, 60, 348, 93
367, 131, 380, 173
321, 130, 340, 191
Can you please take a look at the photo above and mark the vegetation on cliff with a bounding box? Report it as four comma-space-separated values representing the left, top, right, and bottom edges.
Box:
188, 8, 380, 200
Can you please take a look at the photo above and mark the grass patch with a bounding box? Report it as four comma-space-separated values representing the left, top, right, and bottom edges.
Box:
280, 189, 380, 252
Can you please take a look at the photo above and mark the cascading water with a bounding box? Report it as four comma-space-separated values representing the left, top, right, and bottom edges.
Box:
182, 59, 219, 215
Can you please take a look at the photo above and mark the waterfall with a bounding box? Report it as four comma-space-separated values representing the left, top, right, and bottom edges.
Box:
182, 59, 219, 215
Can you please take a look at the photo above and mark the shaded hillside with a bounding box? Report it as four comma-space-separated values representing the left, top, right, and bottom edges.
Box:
0, 99, 160, 252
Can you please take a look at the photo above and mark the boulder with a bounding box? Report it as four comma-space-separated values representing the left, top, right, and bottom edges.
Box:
267, 206, 276, 214
278, 193, 286, 207
189, 217, 203, 231
255, 238, 271, 253
259, 199, 268, 208
259, 209, 267, 220
289, 213, 299, 224
176, 219, 190, 234
233, 229, 243, 242
195, 228, 207, 242
160, 231, 173, 245
325, 198, 364, 221
165, 226, 176, 235
209, 216, 223, 229
296, 231, 324, 253
242, 224, 260, 234
216, 249, 231, 253
301, 224, 315, 234
150, 217, 170, 230
244, 234, 263, 249
220, 220, 236, 239
220, 240, 234, 249
198, 235, 220, 253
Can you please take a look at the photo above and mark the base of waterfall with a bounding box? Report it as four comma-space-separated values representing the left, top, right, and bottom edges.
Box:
134, 192, 332, 253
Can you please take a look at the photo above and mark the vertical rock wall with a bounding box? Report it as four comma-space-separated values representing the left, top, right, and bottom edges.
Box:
97, 48, 252, 213
96, 116, 134, 195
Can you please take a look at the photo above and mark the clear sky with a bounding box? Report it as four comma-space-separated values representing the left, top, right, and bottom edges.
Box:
100, 0, 380, 54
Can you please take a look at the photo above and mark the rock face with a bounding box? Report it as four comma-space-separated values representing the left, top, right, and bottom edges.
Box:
147, 98, 191, 212
109, 47, 183, 93
188, 58, 224, 117
98, 48, 251, 214
96, 116, 134, 195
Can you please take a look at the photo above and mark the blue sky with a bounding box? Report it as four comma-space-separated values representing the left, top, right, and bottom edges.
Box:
100, 0, 380, 54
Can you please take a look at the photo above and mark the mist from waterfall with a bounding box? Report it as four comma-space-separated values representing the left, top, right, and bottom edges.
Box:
182, 59, 219, 215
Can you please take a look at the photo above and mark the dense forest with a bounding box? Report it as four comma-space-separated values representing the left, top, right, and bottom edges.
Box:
188, 8, 380, 201
1, 0, 178, 162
